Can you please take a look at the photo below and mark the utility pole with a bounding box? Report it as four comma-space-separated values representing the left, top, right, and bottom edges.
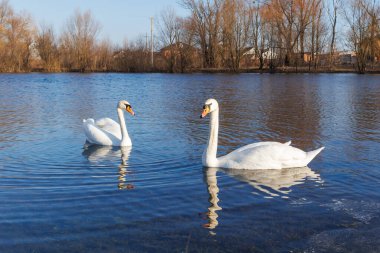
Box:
150, 17, 154, 68
145, 32, 148, 51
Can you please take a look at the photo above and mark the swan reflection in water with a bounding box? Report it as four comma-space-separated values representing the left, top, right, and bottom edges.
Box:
203, 166, 322, 231
203, 167, 223, 231
82, 144, 134, 190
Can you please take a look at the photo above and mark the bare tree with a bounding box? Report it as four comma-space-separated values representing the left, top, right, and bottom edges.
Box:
328, 0, 341, 69
113, 36, 151, 72
271, 0, 298, 66
94, 39, 113, 71
158, 7, 182, 72
250, 1, 266, 70
60, 10, 100, 72
361, 0, 380, 66
176, 17, 199, 72
0, 1, 36, 72
344, 0, 380, 73
3, 12, 34, 72
0, 0, 12, 71
296, 0, 317, 63
314, 2, 327, 69
0, 0, 11, 26
182, 0, 222, 68
260, 2, 282, 71
36, 24, 59, 71
308, 0, 325, 70
220, 0, 252, 71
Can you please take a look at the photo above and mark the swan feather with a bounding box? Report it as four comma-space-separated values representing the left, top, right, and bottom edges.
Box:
83, 119, 118, 145
95, 117, 122, 139
218, 143, 311, 170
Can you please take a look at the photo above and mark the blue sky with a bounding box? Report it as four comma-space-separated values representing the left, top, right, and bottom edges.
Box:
10, 0, 188, 45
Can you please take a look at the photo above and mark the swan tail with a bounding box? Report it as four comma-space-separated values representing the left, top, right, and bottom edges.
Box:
82, 118, 97, 144
83, 118, 95, 124
304, 147, 324, 166
284, 140, 291, 146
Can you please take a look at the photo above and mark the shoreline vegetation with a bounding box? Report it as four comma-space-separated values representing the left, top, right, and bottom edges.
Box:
0, 0, 379, 74
26, 66, 380, 74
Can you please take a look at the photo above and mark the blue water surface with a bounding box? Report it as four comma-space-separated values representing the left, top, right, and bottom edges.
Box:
0, 73, 379, 252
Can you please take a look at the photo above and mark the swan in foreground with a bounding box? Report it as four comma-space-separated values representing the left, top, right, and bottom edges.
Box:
200, 98, 324, 170
83, 100, 135, 146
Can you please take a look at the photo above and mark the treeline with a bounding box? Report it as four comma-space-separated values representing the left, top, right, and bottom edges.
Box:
0, 0, 379, 73
162, 0, 380, 73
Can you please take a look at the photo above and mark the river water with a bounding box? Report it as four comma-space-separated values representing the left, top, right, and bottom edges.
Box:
0, 73, 379, 252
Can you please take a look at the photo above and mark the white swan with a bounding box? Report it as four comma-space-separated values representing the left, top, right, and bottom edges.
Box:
83, 100, 135, 146
200, 98, 324, 170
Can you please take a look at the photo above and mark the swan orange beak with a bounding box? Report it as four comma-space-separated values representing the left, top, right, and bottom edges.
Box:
126, 106, 135, 116
200, 106, 210, 118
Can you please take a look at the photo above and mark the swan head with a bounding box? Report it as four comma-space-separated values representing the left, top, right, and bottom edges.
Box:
200, 98, 218, 118
118, 100, 135, 116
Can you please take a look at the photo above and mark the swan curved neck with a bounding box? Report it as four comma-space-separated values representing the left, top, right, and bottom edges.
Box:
117, 108, 131, 146
203, 108, 219, 166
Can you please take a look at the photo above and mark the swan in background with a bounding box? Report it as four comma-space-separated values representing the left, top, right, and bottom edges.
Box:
200, 98, 324, 170
83, 100, 135, 146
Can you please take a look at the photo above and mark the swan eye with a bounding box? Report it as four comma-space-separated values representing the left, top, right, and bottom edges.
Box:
201, 103, 211, 118
203, 103, 211, 110
125, 104, 135, 116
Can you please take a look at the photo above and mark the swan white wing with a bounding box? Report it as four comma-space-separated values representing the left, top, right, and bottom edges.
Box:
218, 143, 307, 170
95, 117, 122, 139
234, 141, 291, 153
96, 117, 118, 128
83, 120, 119, 146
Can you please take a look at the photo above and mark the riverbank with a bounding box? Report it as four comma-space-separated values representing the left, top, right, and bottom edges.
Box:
200, 66, 380, 74
3, 66, 380, 74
